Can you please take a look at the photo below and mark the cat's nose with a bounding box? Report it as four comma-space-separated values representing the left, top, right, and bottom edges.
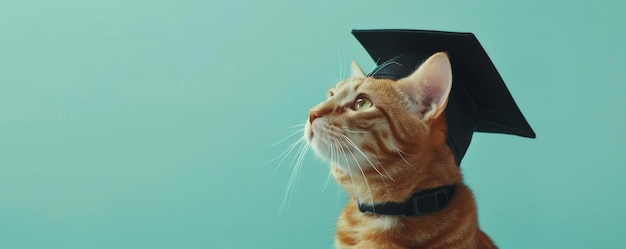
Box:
309, 110, 321, 124
309, 102, 334, 123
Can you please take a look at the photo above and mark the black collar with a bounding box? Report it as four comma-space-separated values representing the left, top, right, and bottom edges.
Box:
358, 185, 456, 216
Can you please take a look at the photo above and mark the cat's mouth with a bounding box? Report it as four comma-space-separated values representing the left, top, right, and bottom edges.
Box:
309, 130, 329, 147
306, 124, 332, 153
306, 120, 325, 144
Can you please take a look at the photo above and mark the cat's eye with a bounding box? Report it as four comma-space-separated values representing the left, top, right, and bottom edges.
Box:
354, 96, 373, 111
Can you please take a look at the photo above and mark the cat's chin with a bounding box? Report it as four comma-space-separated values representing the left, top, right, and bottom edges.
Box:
308, 139, 331, 162
313, 145, 376, 174
307, 135, 341, 167
305, 121, 376, 172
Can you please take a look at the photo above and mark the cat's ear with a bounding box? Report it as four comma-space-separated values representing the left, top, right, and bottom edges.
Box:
397, 52, 452, 120
350, 61, 365, 78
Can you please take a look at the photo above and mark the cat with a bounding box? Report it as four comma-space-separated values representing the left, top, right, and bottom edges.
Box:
304, 52, 497, 249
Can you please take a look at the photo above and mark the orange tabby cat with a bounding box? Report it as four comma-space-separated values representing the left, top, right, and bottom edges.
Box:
305, 52, 497, 249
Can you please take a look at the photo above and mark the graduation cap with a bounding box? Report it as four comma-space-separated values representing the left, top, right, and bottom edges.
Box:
352, 29, 536, 165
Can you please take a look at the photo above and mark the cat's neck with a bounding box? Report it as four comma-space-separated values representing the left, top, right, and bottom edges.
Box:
331, 147, 462, 205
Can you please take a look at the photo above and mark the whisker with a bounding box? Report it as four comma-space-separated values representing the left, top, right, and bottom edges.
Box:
262, 136, 305, 176
366, 60, 402, 78
336, 137, 374, 207
332, 136, 359, 202
341, 127, 371, 134
320, 138, 337, 192
333, 131, 394, 181
397, 149, 414, 167
332, 131, 394, 204
264, 127, 305, 150
361, 60, 402, 87
328, 136, 343, 209
336, 180, 341, 210
294, 143, 310, 195
280, 138, 309, 213
338, 49, 344, 81
287, 123, 307, 129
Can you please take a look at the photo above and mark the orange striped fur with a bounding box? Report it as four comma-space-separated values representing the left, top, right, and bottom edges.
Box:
305, 53, 497, 248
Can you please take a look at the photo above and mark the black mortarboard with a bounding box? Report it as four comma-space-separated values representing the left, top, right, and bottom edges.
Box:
352, 29, 536, 165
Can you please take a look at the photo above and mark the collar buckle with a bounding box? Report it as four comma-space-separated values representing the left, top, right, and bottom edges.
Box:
411, 187, 453, 216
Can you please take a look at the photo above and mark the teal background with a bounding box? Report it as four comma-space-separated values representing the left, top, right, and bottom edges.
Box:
1, 1, 625, 248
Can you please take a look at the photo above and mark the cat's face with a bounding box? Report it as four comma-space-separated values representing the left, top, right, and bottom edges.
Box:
305, 52, 453, 174
304, 76, 398, 173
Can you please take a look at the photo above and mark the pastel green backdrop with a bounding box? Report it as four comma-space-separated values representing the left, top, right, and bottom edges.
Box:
1, 1, 625, 248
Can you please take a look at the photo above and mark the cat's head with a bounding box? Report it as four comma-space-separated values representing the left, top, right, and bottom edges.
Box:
304, 52, 452, 174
